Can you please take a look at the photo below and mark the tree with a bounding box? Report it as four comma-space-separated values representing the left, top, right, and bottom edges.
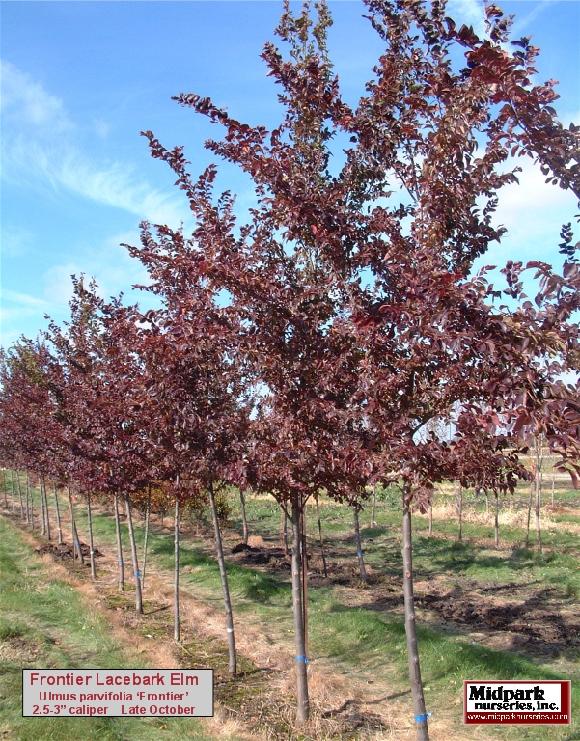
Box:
124, 223, 254, 670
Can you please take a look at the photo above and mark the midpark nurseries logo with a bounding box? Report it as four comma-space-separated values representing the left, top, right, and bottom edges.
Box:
464, 680, 571, 725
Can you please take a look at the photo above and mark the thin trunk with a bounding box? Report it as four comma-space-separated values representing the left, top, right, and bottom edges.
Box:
551, 469, 555, 507
2, 469, 7, 506
25, 473, 31, 525
39, 477, 46, 536
28, 473, 34, 530
282, 509, 289, 556
142, 491, 151, 590
315, 495, 328, 578
124, 495, 143, 614
16, 471, 25, 520
300, 509, 309, 658
494, 494, 499, 548
290, 496, 309, 724
456, 484, 463, 542
535, 470, 542, 553
68, 488, 84, 563
239, 489, 249, 545
427, 502, 433, 537
87, 493, 97, 580
370, 485, 377, 527
525, 481, 533, 547
114, 494, 125, 591
485, 492, 489, 516
353, 507, 368, 582
41, 477, 51, 540
174, 499, 181, 642
402, 491, 429, 741
208, 482, 236, 674
10, 469, 16, 513
53, 484, 63, 545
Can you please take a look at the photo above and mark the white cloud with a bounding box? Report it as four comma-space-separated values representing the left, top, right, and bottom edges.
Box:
1, 226, 33, 257
42, 262, 84, 307
0, 290, 50, 346
448, 0, 486, 38
512, 1, 552, 35
493, 160, 576, 240
94, 119, 111, 139
1, 59, 188, 228
0, 60, 72, 131
473, 157, 577, 270
2, 289, 49, 308
0, 230, 154, 349
41, 230, 151, 309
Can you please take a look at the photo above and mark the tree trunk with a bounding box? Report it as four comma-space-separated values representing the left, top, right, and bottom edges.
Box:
41, 477, 51, 540
282, 509, 290, 556
142, 492, 151, 590
174, 499, 181, 642
290, 496, 310, 724
456, 484, 463, 542
114, 494, 125, 591
25, 472, 31, 525
525, 481, 533, 547
535, 469, 542, 553
39, 477, 46, 535
208, 482, 236, 674
124, 495, 143, 614
370, 485, 377, 527
239, 489, 249, 545
402, 491, 429, 741
27, 473, 35, 530
353, 507, 368, 582
68, 488, 84, 563
428, 502, 433, 537
10, 469, 16, 513
16, 471, 25, 520
2, 469, 7, 506
87, 493, 97, 580
53, 484, 63, 545
315, 495, 328, 578
300, 509, 309, 658
494, 494, 499, 548
551, 469, 555, 507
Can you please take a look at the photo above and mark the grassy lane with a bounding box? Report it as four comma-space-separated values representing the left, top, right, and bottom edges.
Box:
0, 516, 220, 741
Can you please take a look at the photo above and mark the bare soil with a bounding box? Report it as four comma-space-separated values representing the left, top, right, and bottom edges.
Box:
35, 541, 102, 561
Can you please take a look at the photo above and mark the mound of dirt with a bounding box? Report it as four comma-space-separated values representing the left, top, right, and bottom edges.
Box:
231, 542, 290, 569
35, 542, 102, 560
416, 586, 579, 651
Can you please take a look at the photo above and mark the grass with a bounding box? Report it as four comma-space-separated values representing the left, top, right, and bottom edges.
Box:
0, 516, 219, 740
4, 475, 579, 740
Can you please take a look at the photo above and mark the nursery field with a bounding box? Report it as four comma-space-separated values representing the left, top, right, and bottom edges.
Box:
2, 0, 579, 738
1, 475, 578, 741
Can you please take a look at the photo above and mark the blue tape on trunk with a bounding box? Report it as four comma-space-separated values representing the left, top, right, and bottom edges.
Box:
356, 550, 363, 557
295, 655, 309, 664
135, 570, 141, 578
415, 712, 431, 723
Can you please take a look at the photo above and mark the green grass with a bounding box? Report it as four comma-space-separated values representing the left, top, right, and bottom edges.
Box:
0, 516, 221, 740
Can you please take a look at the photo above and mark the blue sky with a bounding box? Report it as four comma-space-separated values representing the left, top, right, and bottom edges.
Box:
1, 0, 579, 347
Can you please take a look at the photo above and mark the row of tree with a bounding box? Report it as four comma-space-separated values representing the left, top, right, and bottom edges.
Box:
1, 1, 578, 737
